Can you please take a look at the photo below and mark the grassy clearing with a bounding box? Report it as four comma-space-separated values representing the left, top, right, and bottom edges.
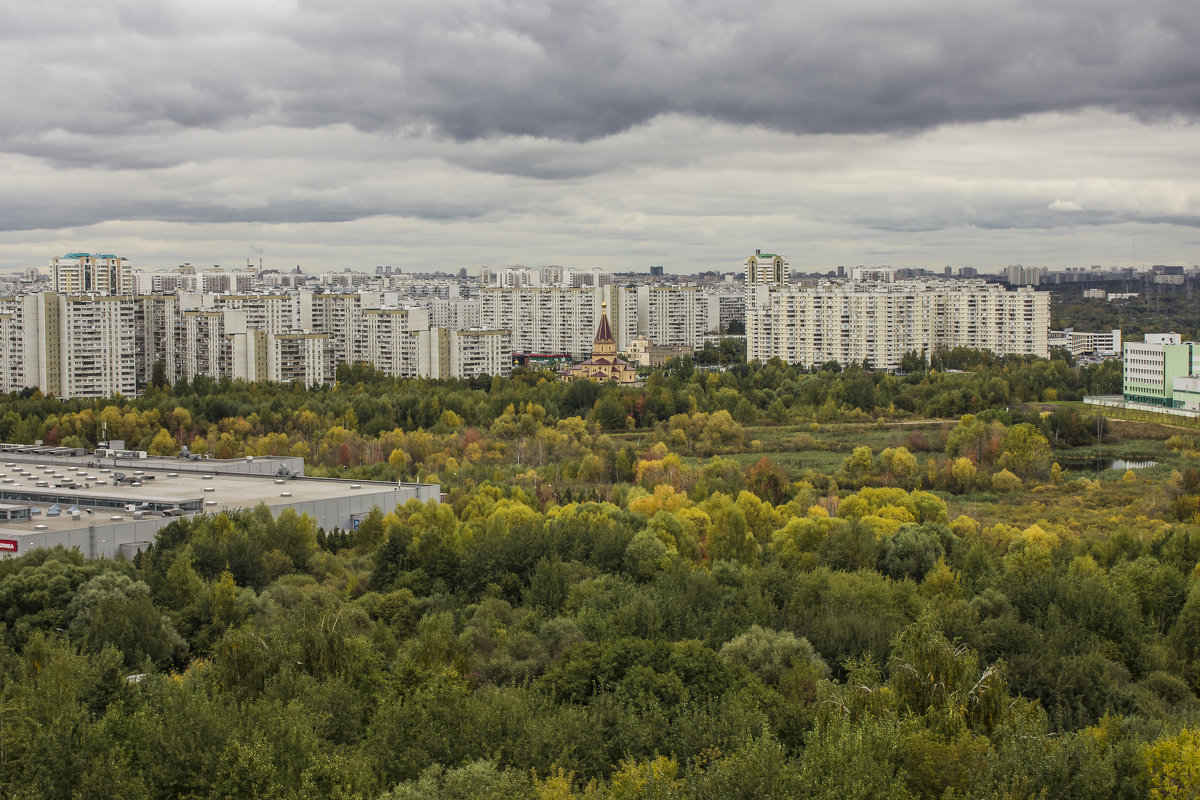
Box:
1092, 406, 1200, 431
716, 449, 847, 474
947, 468, 1178, 534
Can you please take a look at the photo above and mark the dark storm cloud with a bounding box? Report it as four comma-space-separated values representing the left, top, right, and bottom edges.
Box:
2, 1, 1198, 270
3, 0, 1198, 144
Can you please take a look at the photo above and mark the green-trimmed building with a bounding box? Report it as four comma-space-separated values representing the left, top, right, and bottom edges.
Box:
1122, 333, 1200, 407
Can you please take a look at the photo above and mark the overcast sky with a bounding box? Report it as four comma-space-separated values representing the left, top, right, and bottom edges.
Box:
2, 0, 1198, 274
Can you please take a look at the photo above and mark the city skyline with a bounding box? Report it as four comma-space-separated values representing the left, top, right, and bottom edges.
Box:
2, 2, 1198, 273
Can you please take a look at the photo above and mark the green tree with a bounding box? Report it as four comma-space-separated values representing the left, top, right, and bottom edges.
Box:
67, 572, 188, 667
879, 446, 919, 488
840, 446, 876, 487
354, 506, 386, 551
991, 468, 1023, 493
150, 359, 169, 390
877, 526, 944, 582
999, 423, 1052, 480
719, 624, 829, 687
592, 394, 627, 430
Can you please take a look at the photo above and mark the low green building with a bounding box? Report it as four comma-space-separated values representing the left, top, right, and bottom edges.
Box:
1123, 333, 1200, 407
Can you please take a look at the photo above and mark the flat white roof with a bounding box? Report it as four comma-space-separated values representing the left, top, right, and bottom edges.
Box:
0, 467, 421, 536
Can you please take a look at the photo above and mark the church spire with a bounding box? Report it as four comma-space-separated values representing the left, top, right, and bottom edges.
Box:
593, 302, 617, 357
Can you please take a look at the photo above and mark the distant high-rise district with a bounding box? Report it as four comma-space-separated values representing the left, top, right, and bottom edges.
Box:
0, 251, 1072, 399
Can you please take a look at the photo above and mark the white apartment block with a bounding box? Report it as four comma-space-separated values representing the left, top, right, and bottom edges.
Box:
177, 309, 235, 382
480, 286, 605, 358
131, 271, 187, 294
745, 251, 789, 290
358, 307, 430, 378
18, 293, 137, 398
638, 285, 706, 349
851, 267, 896, 283
496, 267, 541, 288
173, 270, 256, 294
747, 280, 1049, 369
261, 333, 332, 386
299, 292, 381, 367
200, 293, 301, 336
527, 284, 706, 352
705, 292, 746, 334
135, 294, 181, 386
320, 269, 376, 288
61, 295, 137, 398
387, 275, 461, 297
1048, 328, 1122, 359
50, 253, 129, 296
427, 298, 481, 330
567, 268, 611, 287
422, 328, 512, 379
0, 297, 27, 394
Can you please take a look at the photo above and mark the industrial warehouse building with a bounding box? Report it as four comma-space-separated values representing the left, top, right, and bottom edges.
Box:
0, 443, 439, 559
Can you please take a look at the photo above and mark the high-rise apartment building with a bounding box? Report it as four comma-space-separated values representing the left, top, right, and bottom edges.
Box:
135, 294, 181, 386
50, 253, 129, 296
0, 295, 28, 393
638, 285, 706, 349
359, 307, 430, 378
300, 292, 380, 368
19, 293, 137, 398
427, 298, 481, 330
705, 291, 746, 334
422, 328, 512, 379
745, 250, 789, 290
747, 275, 1049, 369
480, 286, 605, 358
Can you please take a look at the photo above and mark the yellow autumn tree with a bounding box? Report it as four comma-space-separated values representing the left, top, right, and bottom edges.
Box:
1145, 728, 1200, 800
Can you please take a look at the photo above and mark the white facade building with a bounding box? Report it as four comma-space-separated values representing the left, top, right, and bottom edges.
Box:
745, 251, 789, 289
638, 285, 706, 349
747, 277, 1049, 369
50, 253, 129, 296
1048, 329, 1122, 358
705, 292, 746, 334
423, 328, 512, 379
359, 307, 430, 378
427, 298, 481, 330
19, 293, 137, 398
480, 286, 605, 358
1123, 333, 1200, 407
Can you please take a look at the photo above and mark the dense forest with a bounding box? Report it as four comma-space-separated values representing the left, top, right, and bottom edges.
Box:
2, 352, 1199, 799
1051, 285, 1200, 343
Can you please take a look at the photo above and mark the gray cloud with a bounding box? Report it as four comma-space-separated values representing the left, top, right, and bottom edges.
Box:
1, 2, 1198, 271
3, 1, 1199, 144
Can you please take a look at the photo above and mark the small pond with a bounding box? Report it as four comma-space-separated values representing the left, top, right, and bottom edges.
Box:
1061, 457, 1160, 472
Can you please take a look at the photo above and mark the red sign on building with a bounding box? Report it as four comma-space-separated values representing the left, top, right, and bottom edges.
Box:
0, 539, 18, 553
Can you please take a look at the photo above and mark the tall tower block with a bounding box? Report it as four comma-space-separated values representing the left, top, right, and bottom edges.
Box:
744, 249, 788, 289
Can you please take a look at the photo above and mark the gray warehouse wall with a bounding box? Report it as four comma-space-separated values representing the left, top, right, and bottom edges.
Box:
3, 480, 440, 560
